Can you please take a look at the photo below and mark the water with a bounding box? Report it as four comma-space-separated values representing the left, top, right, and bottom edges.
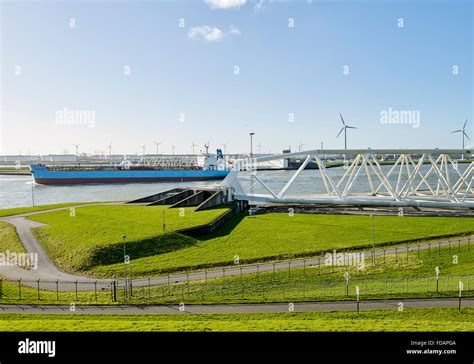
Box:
0, 164, 469, 209
0, 176, 222, 209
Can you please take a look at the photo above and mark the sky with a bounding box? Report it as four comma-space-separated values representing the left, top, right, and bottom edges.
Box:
1, 0, 473, 156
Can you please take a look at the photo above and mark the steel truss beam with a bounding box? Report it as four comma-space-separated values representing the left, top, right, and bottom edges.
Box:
221, 149, 474, 209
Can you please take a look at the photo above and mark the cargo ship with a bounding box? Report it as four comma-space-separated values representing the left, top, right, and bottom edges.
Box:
30, 150, 230, 185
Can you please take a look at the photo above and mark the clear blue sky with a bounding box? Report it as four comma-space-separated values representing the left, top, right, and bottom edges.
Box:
1, 0, 472, 155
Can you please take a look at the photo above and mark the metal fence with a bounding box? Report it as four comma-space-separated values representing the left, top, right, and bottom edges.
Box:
1, 274, 470, 304
0, 238, 471, 304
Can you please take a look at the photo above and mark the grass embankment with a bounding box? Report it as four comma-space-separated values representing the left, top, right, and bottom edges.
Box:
0, 308, 472, 331
126, 243, 474, 304
88, 213, 474, 277
0, 222, 25, 254
0, 202, 98, 218
0, 244, 472, 305
0, 167, 30, 172
29, 204, 231, 275
28, 209, 474, 277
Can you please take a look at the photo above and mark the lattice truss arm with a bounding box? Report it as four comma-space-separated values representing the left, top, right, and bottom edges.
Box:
222, 150, 474, 209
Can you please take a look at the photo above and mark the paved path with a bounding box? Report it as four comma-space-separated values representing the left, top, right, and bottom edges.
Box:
0, 297, 471, 315
0, 204, 472, 292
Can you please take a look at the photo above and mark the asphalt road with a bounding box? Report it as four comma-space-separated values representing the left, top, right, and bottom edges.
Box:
0, 297, 471, 315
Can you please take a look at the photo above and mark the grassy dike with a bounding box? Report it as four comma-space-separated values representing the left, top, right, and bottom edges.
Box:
28, 206, 474, 277
0, 222, 25, 254
0, 308, 473, 331
0, 202, 99, 218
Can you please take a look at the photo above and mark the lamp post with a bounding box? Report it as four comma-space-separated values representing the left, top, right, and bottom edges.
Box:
249, 132, 255, 159
31, 182, 35, 207
370, 214, 375, 265
162, 210, 166, 232
122, 234, 127, 299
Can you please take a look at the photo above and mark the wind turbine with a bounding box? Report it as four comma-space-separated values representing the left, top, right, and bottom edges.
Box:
204, 142, 210, 155
154, 141, 161, 155
451, 119, 470, 149
73, 144, 80, 156
191, 142, 198, 155
337, 113, 358, 150
106, 143, 112, 156
171, 145, 176, 155
141, 144, 146, 156
298, 141, 305, 152
257, 142, 263, 154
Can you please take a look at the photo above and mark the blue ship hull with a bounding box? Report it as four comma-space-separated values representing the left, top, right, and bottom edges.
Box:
30, 165, 229, 185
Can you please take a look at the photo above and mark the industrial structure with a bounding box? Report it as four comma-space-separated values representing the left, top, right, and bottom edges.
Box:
222, 149, 474, 209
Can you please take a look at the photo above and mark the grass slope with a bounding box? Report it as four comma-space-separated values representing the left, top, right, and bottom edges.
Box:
0, 308, 472, 331
0, 222, 25, 254
0, 202, 97, 218
94, 213, 474, 276
29, 204, 230, 273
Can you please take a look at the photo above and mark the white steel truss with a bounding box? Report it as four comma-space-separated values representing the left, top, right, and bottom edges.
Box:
221, 149, 474, 209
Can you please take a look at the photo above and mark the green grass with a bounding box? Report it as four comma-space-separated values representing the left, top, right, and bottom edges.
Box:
0, 221, 25, 254
0, 279, 113, 305
29, 204, 231, 275
0, 167, 30, 172
0, 308, 472, 331
0, 202, 98, 218
91, 213, 474, 277
125, 243, 474, 305
0, 245, 471, 306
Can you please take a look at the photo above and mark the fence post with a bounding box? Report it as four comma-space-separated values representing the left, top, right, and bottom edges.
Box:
428, 243, 431, 256
56, 280, 59, 301
288, 260, 291, 279
469, 237, 471, 251
446, 275, 449, 291
395, 247, 398, 261
426, 276, 428, 292
223, 268, 225, 282
385, 277, 388, 295
383, 249, 386, 264
303, 259, 306, 278
458, 239, 461, 252
18, 279, 21, 300
94, 281, 98, 303
405, 277, 408, 293
113, 281, 117, 302
148, 277, 151, 299
75, 280, 78, 301
0, 279, 2, 301
37, 279, 40, 300
449, 240, 451, 254
438, 241, 441, 255
406, 246, 409, 263
417, 245, 420, 258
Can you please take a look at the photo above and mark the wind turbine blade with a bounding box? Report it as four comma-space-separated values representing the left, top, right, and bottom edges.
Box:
346, 126, 358, 129
337, 127, 345, 138
463, 119, 468, 129
451, 130, 462, 133
339, 113, 346, 126
464, 131, 471, 140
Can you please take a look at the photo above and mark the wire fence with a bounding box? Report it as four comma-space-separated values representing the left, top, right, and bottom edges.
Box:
0, 238, 471, 304
0, 274, 471, 305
